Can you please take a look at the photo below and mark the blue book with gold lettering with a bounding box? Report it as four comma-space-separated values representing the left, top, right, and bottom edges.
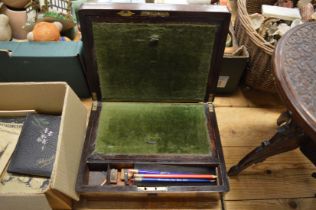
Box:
8, 113, 61, 178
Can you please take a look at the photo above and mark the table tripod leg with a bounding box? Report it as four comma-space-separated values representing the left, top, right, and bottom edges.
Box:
228, 113, 304, 176
300, 138, 316, 166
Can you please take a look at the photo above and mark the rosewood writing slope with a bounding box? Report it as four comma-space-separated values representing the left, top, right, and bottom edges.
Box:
76, 2, 231, 200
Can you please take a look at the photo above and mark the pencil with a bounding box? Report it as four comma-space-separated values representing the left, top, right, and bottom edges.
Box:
134, 177, 215, 183
134, 174, 217, 179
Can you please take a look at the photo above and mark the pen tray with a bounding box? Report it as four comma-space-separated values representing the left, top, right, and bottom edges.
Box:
85, 161, 218, 189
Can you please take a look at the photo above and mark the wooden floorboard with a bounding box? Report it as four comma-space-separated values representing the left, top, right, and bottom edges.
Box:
75, 198, 223, 210
217, 105, 315, 201
224, 145, 316, 201
223, 147, 312, 166
226, 167, 316, 200
216, 107, 284, 147
214, 88, 283, 108
225, 198, 316, 210
215, 90, 316, 208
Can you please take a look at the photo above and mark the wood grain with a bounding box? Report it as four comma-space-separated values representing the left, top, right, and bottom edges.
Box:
214, 88, 283, 108
225, 198, 316, 210
216, 99, 316, 203
224, 147, 312, 166
226, 164, 316, 200
218, 105, 316, 201
75, 198, 222, 209
216, 107, 284, 146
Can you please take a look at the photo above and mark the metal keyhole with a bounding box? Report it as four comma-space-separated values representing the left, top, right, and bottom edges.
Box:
149, 34, 159, 46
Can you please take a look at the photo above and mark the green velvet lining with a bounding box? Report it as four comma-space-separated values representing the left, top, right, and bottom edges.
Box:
92, 23, 217, 102
94, 102, 211, 155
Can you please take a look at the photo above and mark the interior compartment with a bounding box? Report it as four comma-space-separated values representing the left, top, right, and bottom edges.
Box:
93, 102, 211, 156
86, 162, 218, 189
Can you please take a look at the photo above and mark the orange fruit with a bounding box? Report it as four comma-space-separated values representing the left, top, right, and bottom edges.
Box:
33, 22, 60, 41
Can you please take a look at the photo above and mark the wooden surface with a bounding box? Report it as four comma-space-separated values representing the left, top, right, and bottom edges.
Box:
76, 198, 223, 209
78, 88, 316, 210
225, 198, 316, 210
273, 22, 316, 140
225, 23, 316, 176
216, 89, 316, 210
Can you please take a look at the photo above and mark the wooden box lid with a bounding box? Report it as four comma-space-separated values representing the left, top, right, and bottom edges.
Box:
79, 3, 230, 102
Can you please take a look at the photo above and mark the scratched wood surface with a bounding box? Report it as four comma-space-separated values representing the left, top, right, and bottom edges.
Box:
213, 87, 283, 108
75, 198, 223, 210
77, 88, 316, 210
225, 198, 316, 210
216, 89, 316, 210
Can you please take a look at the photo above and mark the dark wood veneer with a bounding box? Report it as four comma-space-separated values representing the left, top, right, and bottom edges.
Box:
273, 22, 316, 141
76, 3, 230, 197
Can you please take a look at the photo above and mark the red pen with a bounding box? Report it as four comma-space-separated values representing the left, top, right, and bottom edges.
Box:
134, 174, 217, 179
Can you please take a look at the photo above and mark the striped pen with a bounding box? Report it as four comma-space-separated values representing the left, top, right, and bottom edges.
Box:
134, 173, 217, 179
134, 177, 216, 183
128, 169, 191, 174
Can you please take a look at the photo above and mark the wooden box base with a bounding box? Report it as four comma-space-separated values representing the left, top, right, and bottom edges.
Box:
76, 103, 228, 198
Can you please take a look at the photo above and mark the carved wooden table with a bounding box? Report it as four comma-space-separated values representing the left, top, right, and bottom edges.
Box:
228, 22, 316, 176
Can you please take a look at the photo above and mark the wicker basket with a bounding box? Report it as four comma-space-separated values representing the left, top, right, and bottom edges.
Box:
235, 0, 278, 92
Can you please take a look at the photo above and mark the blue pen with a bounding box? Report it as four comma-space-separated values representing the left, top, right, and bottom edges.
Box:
134, 177, 215, 183
129, 169, 192, 174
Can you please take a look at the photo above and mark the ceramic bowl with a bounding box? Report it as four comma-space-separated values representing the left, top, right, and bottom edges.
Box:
2, 0, 30, 9
3, 6, 27, 39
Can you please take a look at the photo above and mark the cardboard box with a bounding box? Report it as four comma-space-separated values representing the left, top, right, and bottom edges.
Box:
0, 82, 88, 210
0, 42, 90, 98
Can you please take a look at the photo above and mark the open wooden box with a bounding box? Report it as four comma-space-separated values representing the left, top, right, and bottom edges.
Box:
76, 2, 230, 200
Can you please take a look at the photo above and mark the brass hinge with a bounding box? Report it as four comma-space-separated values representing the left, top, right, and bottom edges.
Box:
208, 103, 214, 112
92, 101, 98, 111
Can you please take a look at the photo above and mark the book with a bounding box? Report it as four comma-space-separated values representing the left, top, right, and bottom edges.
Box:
0, 117, 25, 176
8, 113, 61, 178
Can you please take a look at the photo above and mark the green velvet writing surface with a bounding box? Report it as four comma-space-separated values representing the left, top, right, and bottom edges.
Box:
94, 103, 211, 155
92, 23, 217, 102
